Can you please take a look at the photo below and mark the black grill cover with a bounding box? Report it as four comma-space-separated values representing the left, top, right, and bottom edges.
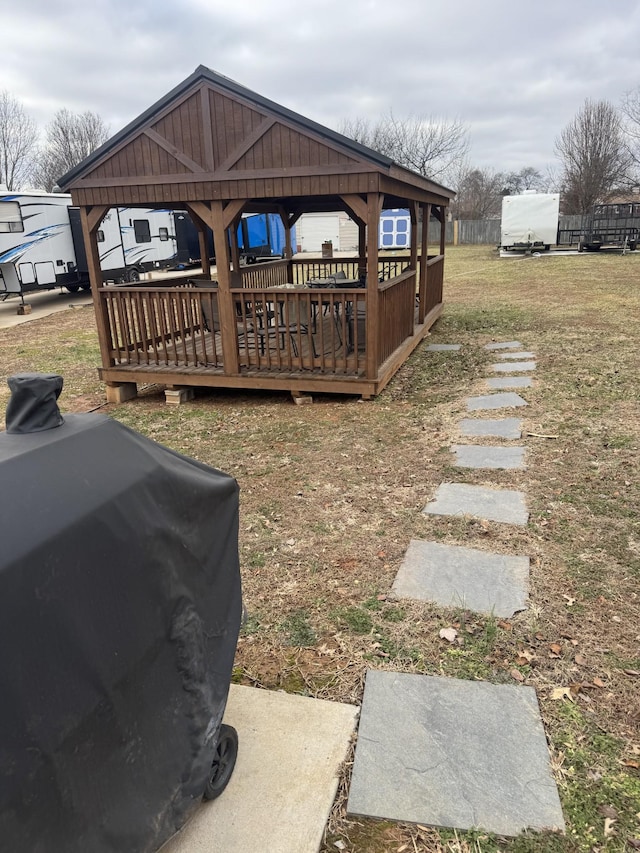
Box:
0, 379, 242, 853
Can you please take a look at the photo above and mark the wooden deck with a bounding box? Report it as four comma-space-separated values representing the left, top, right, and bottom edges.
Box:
96, 255, 443, 397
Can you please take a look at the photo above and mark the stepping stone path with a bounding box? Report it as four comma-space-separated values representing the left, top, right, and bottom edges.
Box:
499, 351, 535, 360
486, 375, 532, 390
423, 482, 529, 525
467, 391, 528, 410
459, 417, 522, 439
348, 672, 565, 836
484, 340, 522, 350
426, 343, 462, 351
348, 340, 566, 838
451, 444, 526, 469
492, 360, 536, 373
391, 540, 529, 616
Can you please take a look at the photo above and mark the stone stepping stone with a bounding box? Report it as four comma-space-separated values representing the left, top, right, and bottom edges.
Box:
484, 340, 522, 350
486, 376, 532, 390
347, 671, 565, 836
499, 351, 535, 360
459, 418, 522, 439
426, 344, 461, 351
467, 392, 528, 411
391, 540, 529, 617
451, 444, 526, 469
423, 483, 529, 525
492, 361, 536, 373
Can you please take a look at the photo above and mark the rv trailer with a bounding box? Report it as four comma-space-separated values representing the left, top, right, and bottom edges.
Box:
500, 192, 560, 252
0, 191, 178, 301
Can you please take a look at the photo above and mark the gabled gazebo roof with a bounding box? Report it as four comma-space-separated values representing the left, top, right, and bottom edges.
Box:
58, 65, 454, 209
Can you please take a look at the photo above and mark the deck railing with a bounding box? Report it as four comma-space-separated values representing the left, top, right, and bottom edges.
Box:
98, 253, 441, 378
377, 270, 417, 364
425, 254, 444, 315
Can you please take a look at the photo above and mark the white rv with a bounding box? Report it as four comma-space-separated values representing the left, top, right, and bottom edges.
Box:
500, 192, 560, 251
0, 191, 178, 300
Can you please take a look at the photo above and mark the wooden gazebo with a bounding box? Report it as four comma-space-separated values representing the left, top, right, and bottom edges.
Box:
59, 66, 454, 403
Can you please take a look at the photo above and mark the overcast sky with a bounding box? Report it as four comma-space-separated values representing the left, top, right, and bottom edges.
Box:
4, 0, 640, 178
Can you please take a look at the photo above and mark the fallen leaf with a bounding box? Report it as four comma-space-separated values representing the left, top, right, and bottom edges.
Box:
622, 759, 640, 769
510, 668, 525, 682
334, 841, 346, 850
569, 682, 583, 697
551, 686, 574, 701
498, 620, 513, 631
550, 642, 562, 655
624, 669, 640, 677
517, 649, 536, 663
574, 654, 588, 666
628, 838, 640, 849
439, 627, 458, 643
604, 817, 616, 837
563, 595, 576, 606
376, 594, 387, 601
598, 805, 618, 819
593, 676, 606, 688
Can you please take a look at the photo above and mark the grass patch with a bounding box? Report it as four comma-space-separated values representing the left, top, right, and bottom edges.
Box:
4, 246, 640, 851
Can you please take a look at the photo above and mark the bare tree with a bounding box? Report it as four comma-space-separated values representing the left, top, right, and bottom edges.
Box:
0, 91, 37, 190
33, 108, 110, 191
338, 110, 468, 184
450, 166, 506, 219
555, 99, 632, 213
621, 87, 640, 176
502, 166, 544, 195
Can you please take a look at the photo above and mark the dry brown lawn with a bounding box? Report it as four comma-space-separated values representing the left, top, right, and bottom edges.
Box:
1, 245, 639, 852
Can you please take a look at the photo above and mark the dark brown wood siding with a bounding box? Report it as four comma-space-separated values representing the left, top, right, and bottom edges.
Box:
151, 93, 205, 167
232, 123, 356, 171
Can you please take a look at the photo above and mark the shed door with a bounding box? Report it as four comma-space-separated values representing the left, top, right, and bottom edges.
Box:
296, 214, 340, 252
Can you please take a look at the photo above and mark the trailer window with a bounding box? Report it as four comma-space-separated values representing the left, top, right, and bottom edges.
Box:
159, 227, 169, 241
134, 219, 151, 243
0, 201, 24, 233
97, 230, 105, 243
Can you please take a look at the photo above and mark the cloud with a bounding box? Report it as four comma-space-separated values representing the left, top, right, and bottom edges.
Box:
3, 0, 640, 174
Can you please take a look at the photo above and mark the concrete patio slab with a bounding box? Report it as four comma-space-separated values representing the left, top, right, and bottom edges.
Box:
423, 483, 529, 525
458, 418, 522, 439
467, 392, 528, 411
484, 341, 522, 350
451, 444, 526, 469
499, 351, 535, 360
426, 344, 462, 351
390, 540, 529, 616
486, 376, 532, 390
347, 671, 565, 836
492, 361, 536, 373
161, 685, 358, 853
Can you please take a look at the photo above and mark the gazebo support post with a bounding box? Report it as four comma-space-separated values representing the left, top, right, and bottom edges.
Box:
79, 205, 114, 370
418, 203, 430, 324
210, 201, 240, 374
365, 193, 383, 380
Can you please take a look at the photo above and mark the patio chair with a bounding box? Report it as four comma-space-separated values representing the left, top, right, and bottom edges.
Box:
276, 298, 317, 357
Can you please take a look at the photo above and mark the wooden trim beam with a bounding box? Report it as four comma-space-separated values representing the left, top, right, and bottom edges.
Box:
73, 163, 379, 189
87, 205, 109, 233
222, 199, 246, 230
143, 128, 206, 173
185, 201, 214, 231
216, 117, 276, 172
339, 193, 367, 224
199, 84, 215, 172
